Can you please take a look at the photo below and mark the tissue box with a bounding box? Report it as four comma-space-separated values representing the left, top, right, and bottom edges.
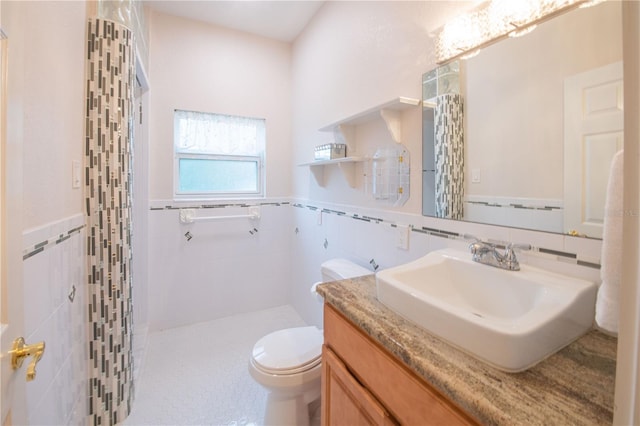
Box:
314, 143, 346, 160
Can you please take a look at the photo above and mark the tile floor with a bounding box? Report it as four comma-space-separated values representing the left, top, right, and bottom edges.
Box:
123, 305, 312, 426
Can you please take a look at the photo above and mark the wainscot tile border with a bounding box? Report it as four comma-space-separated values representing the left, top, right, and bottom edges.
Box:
151, 199, 601, 270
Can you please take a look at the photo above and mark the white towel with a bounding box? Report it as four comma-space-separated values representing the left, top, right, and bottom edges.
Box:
595, 149, 624, 335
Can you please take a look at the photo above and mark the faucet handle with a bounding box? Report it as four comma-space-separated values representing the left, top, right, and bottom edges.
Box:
464, 234, 486, 253
506, 242, 532, 252
503, 243, 531, 270
463, 234, 480, 242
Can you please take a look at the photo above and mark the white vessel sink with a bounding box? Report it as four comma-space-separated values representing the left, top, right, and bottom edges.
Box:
375, 248, 597, 372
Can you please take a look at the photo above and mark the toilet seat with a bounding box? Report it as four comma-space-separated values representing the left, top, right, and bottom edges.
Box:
252, 326, 323, 375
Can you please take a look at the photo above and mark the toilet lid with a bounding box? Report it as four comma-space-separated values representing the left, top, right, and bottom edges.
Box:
252, 326, 323, 374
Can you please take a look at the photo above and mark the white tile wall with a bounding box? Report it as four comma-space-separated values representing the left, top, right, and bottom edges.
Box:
145, 197, 603, 337
22, 214, 88, 425
464, 196, 564, 234
147, 201, 293, 331
289, 199, 602, 327
119, 190, 606, 424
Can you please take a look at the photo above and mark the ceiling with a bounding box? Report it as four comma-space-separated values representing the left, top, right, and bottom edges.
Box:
144, 1, 325, 42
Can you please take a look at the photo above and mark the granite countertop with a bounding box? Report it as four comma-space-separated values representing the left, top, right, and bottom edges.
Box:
317, 275, 617, 426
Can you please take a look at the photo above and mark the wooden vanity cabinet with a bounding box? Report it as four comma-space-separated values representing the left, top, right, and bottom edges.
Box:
322, 346, 397, 425
321, 304, 477, 426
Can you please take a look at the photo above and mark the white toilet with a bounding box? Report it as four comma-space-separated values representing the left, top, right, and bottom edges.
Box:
249, 259, 371, 426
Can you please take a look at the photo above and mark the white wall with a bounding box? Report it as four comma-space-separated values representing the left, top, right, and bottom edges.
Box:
22, 217, 87, 425
290, 199, 603, 328
138, 0, 633, 419
290, 204, 435, 327
615, 1, 640, 423
287, 1, 606, 327
144, 1, 608, 334
2, 1, 88, 424
291, 1, 473, 211
464, 1, 622, 200
289, 1, 480, 322
147, 201, 292, 331
132, 88, 150, 379
20, 1, 85, 230
146, 10, 296, 331
148, 10, 293, 200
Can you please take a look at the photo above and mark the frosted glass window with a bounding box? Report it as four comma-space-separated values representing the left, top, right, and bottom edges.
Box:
174, 110, 265, 198
178, 157, 259, 193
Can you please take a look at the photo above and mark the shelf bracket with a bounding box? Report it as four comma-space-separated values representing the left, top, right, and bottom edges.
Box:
337, 161, 358, 188
335, 124, 356, 155
309, 164, 325, 187
380, 108, 402, 144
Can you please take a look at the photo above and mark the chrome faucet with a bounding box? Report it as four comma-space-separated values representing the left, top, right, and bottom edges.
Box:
465, 235, 531, 271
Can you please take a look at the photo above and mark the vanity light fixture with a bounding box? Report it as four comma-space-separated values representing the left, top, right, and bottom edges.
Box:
435, 0, 606, 63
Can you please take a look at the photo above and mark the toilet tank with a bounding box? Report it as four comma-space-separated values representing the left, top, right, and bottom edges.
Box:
321, 259, 371, 282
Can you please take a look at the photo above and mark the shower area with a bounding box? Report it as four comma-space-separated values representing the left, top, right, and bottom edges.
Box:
82, 1, 301, 423
421, 62, 464, 220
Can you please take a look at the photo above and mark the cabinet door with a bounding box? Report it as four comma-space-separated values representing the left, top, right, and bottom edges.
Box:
323, 304, 477, 425
322, 346, 397, 426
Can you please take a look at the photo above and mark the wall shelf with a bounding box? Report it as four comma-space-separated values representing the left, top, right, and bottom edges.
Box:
298, 157, 365, 188
319, 97, 420, 148
301, 97, 419, 189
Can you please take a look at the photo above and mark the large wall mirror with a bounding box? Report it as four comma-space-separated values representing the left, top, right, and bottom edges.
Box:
422, 0, 623, 239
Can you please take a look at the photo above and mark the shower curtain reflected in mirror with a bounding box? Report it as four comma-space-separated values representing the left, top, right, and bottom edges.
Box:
434, 93, 464, 220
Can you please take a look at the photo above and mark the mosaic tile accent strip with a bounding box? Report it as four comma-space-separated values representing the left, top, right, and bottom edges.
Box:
85, 18, 135, 426
434, 93, 464, 220
150, 199, 600, 271
466, 200, 563, 211
289, 200, 599, 269
149, 200, 291, 211
22, 224, 86, 260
